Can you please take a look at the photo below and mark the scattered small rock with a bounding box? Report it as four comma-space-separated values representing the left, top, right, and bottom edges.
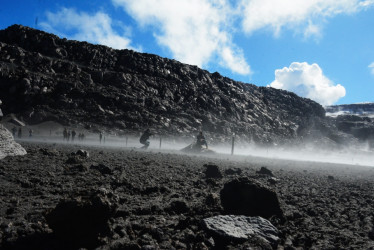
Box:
90, 163, 113, 175
268, 177, 279, 185
257, 167, 274, 176
39, 148, 58, 156
205, 193, 220, 206
71, 149, 89, 158
204, 164, 222, 179
70, 164, 89, 172
65, 156, 82, 164
167, 199, 189, 214
224, 168, 242, 175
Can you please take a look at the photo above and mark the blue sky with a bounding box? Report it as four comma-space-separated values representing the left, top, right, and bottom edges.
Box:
1, 0, 374, 106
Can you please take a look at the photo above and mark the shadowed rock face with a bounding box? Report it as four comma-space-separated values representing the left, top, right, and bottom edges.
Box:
0, 126, 26, 159
0, 24, 344, 145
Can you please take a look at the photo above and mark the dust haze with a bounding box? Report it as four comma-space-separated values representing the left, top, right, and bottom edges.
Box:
11, 121, 373, 168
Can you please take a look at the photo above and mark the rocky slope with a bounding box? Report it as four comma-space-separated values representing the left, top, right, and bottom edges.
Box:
325, 103, 374, 145
0, 24, 332, 146
325, 103, 374, 118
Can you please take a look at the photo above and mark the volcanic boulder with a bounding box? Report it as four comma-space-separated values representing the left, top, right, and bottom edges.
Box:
220, 178, 283, 219
45, 190, 118, 249
0, 126, 26, 159
203, 215, 279, 248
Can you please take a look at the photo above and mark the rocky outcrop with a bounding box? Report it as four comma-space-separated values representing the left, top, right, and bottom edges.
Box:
325, 103, 374, 118
325, 103, 374, 144
0, 24, 344, 145
0, 125, 26, 159
334, 115, 374, 142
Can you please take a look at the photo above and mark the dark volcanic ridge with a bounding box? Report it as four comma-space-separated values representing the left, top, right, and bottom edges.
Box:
0, 24, 373, 148
326, 102, 374, 118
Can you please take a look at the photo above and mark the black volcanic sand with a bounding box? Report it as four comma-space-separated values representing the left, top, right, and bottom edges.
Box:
1, 141, 374, 249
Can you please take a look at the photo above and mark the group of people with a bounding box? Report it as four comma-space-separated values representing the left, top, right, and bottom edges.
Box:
63, 128, 85, 142
139, 129, 208, 150
11, 127, 33, 138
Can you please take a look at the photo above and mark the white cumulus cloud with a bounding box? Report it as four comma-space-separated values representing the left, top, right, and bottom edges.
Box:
269, 62, 346, 105
40, 8, 139, 51
369, 62, 374, 75
239, 0, 374, 38
111, 0, 251, 75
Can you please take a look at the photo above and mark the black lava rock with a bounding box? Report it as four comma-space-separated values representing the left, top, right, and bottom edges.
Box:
45, 191, 118, 249
204, 164, 222, 179
220, 178, 283, 219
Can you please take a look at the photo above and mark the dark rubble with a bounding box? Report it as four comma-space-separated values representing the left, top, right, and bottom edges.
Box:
0, 142, 374, 249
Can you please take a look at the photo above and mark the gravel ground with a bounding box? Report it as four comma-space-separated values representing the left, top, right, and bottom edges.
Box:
1, 141, 374, 249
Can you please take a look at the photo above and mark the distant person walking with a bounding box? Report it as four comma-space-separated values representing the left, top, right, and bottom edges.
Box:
28, 129, 33, 137
71, 130, 76, 141
196, 131, 208, 149
63, 128, 68, 141
140, 129, 153, 149
12, 127, 17, 137
100, 132, 103, 144
18, 128, 22, 138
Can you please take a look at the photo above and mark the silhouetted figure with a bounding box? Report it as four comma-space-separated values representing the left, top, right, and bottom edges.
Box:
63, 128, 68, 141
71, 130, 76, 141
29, 129, 33, 137
12, 127, 17, 137
100, 132, 103, 144
140, 129, 152, 149
18, 128, 22, 138
67, 130, 71, 141
196, 131, 208, 149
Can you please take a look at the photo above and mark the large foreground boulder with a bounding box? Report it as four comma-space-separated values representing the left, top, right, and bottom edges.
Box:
0, 125, 26, 159
220, 178, 283, 219
203, 215, 279, 248
45, 190, 118, 249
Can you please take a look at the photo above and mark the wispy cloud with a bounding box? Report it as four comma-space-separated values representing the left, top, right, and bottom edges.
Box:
369, 62, 374, 75
269, 62, 346, 105
39, 1, 374, 78
239, 0, 374, 38
40, 8, 139, 51
112, 0, 251, 75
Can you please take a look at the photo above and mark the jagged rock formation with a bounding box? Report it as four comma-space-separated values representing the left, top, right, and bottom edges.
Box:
0, 24, 351, 145
325, 103, 374, 118
325, 103, 374, 145
0, 125, 26, 159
